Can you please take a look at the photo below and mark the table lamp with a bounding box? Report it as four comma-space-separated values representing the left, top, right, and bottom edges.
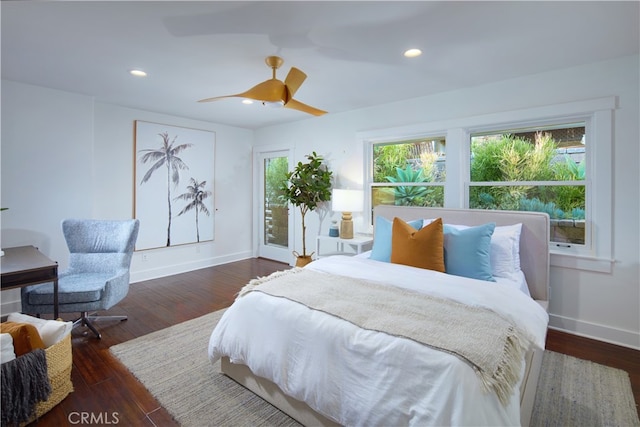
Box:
332, 189, 363, 239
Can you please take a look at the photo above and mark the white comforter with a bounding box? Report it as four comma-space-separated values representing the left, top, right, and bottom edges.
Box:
208, 255, 549, 426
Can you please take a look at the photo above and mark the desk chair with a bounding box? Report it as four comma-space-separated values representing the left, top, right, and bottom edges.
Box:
21, 219, 139, 339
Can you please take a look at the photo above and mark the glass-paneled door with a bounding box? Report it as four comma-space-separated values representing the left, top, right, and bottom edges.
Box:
258, 149, 292, 263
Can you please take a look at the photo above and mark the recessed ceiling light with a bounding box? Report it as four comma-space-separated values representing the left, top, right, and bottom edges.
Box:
242, 99, 254, 105
403, 48, 422, 58
129, 69, 147, 77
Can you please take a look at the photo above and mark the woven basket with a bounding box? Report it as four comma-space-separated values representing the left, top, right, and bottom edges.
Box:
23, 332, 74, 424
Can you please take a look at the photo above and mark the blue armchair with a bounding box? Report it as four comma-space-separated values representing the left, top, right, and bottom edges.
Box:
21, 219, 140, 339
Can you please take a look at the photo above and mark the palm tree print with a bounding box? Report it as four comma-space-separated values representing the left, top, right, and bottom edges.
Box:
174, 177, 212, 242
139, 131, 193, 246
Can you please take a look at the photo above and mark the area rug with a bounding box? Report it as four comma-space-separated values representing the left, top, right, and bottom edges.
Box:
110, 310, 639, 427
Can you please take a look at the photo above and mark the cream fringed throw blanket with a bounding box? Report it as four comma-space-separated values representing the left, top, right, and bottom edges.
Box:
239, 268, 530, 405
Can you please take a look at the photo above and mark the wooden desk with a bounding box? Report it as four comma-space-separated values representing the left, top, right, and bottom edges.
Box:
1, 245, 59, 318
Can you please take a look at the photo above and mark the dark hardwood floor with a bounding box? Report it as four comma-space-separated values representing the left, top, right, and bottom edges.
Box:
28, 258, 639, 426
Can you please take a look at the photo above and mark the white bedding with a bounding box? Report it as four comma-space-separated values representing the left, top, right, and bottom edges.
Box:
208, 255, 549, 426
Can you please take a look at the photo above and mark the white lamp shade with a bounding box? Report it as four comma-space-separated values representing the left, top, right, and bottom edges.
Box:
332, 189, 363, 212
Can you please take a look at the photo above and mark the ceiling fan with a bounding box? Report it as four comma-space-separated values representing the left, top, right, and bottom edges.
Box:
198, 56, 327, 116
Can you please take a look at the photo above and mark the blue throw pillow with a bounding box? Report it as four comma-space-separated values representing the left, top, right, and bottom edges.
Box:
370, 216, 422, 262
443, 222, 496, 281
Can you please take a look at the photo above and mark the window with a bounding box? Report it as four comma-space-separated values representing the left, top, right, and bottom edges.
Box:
469, 123, 587, 246
370, 137, 446, 219
362, 96, 615, 272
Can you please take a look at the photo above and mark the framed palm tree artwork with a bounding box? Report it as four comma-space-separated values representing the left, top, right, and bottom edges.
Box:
134, 120, 215, 250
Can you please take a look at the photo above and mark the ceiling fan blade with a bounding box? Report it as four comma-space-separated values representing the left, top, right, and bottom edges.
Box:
284, 98, 327, 116
198, 79, 287, 103
198, 94, 240, 103
284, 67, 307, 99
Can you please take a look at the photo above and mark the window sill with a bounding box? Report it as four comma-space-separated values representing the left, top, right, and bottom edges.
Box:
550, 251, 614, 273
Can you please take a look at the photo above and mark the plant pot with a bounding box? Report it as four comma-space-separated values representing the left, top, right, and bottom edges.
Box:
293, 251, 313, 267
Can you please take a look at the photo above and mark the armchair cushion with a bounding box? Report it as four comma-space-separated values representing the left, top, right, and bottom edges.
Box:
25, 273, 114, 305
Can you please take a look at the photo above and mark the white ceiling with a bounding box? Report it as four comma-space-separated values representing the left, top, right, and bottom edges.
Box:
2, 1, 638, 130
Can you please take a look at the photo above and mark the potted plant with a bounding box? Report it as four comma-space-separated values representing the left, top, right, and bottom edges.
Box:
280, 152, 333, 266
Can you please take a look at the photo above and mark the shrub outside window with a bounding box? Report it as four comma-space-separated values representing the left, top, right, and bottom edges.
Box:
371, 137, 446, 217
469, 124, 587, 246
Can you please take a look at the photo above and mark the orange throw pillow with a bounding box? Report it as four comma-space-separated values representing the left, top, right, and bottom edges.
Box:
0, 321, 46, 357
391, 217, 445, 272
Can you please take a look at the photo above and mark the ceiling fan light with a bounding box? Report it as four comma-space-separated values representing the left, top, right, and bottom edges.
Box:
262, 100, 285, 108
129, 69, 147, 77
242, 99, 254, 105
403, 48, 422, 58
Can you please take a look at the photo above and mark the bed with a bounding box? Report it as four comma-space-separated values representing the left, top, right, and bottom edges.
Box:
208, 206, 550, 426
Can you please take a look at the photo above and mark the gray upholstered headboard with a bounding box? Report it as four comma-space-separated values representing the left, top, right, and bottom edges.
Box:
373, 206, 550, 306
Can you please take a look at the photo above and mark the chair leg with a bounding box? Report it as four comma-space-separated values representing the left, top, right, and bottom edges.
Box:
72, 312, 102, 339
72, 312, 128, 340
86, 313, 128, 323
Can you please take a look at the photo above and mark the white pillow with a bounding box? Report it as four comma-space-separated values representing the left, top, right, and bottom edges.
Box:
421, 218, 436, 227
491, 223, 522, 278
7, 313, 72, 348
1, 333, 16, 364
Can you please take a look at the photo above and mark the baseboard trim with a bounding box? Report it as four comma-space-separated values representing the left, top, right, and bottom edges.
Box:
130, 251, 254, 283
548, 313, 640, 350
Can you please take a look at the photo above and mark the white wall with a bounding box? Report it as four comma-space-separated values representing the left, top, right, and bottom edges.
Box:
254, 55, 640, 349
1, 80, 254, 313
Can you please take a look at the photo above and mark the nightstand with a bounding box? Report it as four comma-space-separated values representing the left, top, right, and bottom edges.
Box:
316, 234, 374, 258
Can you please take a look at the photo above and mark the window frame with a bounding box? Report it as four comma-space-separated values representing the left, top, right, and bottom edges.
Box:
466, 120, 589, 249
370, 136, 447, 210
361, 96, 615, 273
